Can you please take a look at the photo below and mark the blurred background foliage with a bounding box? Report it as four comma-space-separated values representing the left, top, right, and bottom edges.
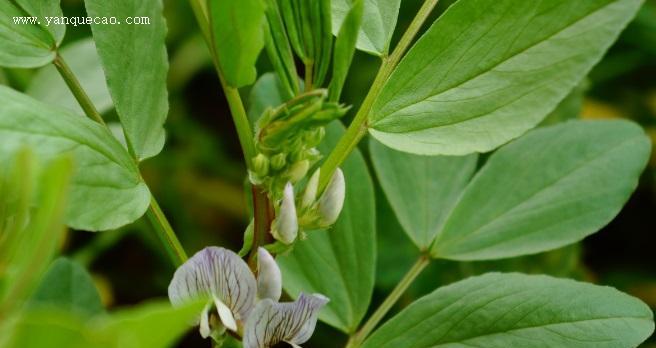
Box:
1, 0, 654, 346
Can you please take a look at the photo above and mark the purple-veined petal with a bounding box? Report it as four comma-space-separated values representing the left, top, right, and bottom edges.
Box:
168, 247, 257, 325
257, 248, 282, 301
243, 293, 329, 348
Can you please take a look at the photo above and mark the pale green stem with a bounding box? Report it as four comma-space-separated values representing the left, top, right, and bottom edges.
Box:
53, 54, 106, 126
188, 0, 257, 170
318, 0, 440, 191
146, 196, 188, 265
54, 53, 188, 267
345, 256, 431, 348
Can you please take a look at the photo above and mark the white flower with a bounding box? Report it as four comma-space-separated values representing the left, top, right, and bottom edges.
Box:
168, 247, 328, 347
317, 168, 345, 226
271, 182, 299, 244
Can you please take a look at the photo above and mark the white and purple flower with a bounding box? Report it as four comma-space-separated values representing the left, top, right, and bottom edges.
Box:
168, 247, 328, 348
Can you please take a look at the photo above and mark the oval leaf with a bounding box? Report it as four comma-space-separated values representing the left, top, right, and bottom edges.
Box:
27, 38, 113, 116
331, 0, 401, 56
277, 122, 376, 333
369, 0, 643, 155
0, 0, 64, 68
209, 0, 266, 87
370, 138, 477, 250
0, 86, 150, 231
85, 0, 169, 161
431, 120, 651, 260
363, 273, 654, 348
29, 258, 104, 317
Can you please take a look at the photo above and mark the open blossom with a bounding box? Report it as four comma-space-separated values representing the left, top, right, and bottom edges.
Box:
168, 246, 328, 347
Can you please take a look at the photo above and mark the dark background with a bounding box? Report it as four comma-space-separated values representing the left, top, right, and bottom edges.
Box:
2, 0, 654, 346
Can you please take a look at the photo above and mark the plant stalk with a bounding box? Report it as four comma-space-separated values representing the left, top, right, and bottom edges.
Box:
346, 255, 430, 348
318, 0, 440, 191
55, 54, 188, 267
146, 196, 188, 266
248, 186, 274, 269
53, 54, 106, 126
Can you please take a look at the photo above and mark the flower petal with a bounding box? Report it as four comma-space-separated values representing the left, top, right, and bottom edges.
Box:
168, 247, 257, 322
272, 182, 298, 244
257, 247, 282, 301
199, 302, 212, 338
214, 295, 238, 332
243, 293, 329, 348
317, 168, 345, 226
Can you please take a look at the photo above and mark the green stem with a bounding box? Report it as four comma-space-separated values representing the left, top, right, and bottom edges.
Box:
53, 54, 106, 126
221, 77, 258, 169
187, 0, 210, 42
318, 0, 440, 191
146, 196, 188, 266
188, 0, 257, 170
346, 256, 430, 348
55, 53, 187, 268
304, 61, 314, 91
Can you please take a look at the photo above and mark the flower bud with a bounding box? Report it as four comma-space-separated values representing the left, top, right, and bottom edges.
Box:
270, 153, 287, 171
304, 127, 325, 147
252, 153, 269, 177
271, 182, 298, 244
257, 248, 282, 301
317, 168, 345, 227
286, 160, 309, 183
301, 169, 320, 209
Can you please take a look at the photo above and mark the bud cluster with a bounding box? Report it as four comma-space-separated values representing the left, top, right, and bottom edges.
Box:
248, 89, 348, 200
271, 169, 346, 245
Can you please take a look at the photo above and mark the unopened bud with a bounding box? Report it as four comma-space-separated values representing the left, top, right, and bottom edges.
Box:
287, 160, 309, 183
304, 127, 325, 147
252, 153, 269, 177
301, 169, 320, 209
270, 153, 287, 171
317, 168, 345, 226
257, 248, 282, 301
271, 182, 298, 244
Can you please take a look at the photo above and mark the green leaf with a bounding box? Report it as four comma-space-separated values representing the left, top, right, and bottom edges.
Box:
29, 258, 104, 317
369, 138, 477, 250
85, 0, 169, 161
247, 72, 289, 126
431, 120, 651, 261
0, 86, 151, 231
329, 0, 364, 102
0, 152, 71, 315
331, 0, 401, 56
27, 38, 113, 116
363, 273, 654, 348
94, 300, 203, 348
208, 0, 266, 88
369, 0, 643, 155
2, 300, 203, 348
263, 0, 300, 98
0, 0, 64, 68
540, 79, 588, 126
277, 122, 376, 333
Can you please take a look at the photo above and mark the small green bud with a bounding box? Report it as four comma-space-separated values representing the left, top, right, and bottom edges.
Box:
271, 182, 298, 244
304, 127, 325, 147
252, 153, 269, 177
270, 153, 287, 171
286, 160, 310, 183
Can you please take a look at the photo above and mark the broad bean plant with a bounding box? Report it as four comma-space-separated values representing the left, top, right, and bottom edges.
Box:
0, 0, 654, 347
